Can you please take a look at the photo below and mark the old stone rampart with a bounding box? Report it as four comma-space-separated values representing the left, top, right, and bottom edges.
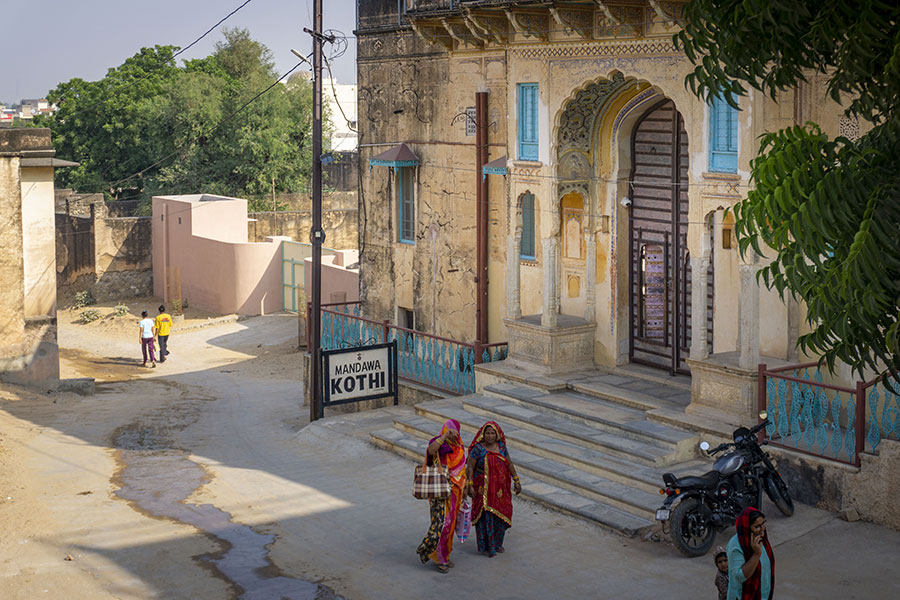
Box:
56, 206, 153, 305
248, 208, 358, 251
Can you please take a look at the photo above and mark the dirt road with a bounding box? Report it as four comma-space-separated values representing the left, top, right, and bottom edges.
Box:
1, 311, 333, 599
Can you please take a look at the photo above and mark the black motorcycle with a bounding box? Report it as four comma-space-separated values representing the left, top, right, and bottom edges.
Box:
655, 411, 794, 557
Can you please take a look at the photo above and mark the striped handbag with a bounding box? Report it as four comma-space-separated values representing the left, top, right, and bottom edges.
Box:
413, 459, 451, 500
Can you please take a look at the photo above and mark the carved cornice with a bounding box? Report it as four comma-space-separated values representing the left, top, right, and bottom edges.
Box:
405, 2, 687, 51
409, 19, 453, 51
504, 9, 549, 42
441, 17, 483, 49
549, 7, 594, 39
465, 10, 509, 44
649, 0, 686, 27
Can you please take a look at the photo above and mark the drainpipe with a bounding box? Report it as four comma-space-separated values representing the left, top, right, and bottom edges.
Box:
475, 91, 489, 359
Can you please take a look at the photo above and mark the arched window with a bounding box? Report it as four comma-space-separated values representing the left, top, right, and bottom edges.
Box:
520, 192, 535, 260
709, 97, 738, 173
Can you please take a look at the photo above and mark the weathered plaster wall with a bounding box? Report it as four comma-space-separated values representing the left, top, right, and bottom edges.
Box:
248, 209, 358, 250
0, 153, 25, 354
55, 212, 153, 305
358, 13, 510, 343
0, 128, 60, 387
21, 166, 56, 317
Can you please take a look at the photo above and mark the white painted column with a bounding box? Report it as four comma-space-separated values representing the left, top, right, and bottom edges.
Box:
541, 237, 559, 328
506, 225, 522, 319
584, 231, 596, 322
689, 256, 710, 360
738, 254, 760, 369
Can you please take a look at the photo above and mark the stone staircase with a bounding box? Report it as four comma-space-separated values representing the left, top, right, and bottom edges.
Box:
371, 375, 714, 537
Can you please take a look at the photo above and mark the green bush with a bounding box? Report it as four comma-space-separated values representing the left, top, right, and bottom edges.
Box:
79, 309, 101, 324
113, 303, 128, 317
74, 290, 96, 309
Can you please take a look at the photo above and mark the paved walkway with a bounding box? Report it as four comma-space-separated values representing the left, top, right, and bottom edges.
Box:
1, 314, 898, 599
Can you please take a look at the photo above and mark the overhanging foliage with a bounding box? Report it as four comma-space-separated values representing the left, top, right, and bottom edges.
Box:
675, 0, 900, 385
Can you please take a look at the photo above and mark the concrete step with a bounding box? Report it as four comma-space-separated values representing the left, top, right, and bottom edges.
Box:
391, 412, 662, 518
437, 394, 680, 467
482, 383, 697, 454
370, 426, 656, 537
404, 400, 709, 494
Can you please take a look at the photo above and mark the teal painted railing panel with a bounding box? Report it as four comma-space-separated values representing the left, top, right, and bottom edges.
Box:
765, 366, 856, 463
763, 365, 898, 463
317, 305, 508, 396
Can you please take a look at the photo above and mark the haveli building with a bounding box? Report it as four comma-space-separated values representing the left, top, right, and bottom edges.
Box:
354, 0, 865, 422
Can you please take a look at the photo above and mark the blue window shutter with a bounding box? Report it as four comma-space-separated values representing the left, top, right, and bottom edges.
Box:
518, 83, 539, 161
397, 167, 415, 243
520, 192, 535, 259
709, 97, 738, 172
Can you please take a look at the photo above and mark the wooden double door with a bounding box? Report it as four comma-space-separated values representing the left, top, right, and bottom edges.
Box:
628, 100, 713, 374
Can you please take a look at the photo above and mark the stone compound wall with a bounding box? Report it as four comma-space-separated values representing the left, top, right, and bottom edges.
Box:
770, 440, 900, 531
56, 207, 153, 305
248, 208, 358, 251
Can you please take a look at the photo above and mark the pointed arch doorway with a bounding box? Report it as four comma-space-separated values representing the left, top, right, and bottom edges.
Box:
628, 99, 711, 375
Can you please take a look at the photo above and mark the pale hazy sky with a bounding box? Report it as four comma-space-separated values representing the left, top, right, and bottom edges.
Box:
0, 0, 358, 103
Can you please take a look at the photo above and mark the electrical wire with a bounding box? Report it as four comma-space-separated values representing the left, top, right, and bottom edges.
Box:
323, 54, 357, 132
50, 0, 256, 116
107, 61, 305, 189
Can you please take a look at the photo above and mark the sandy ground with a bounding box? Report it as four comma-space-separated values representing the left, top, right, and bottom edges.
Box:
2, 305, 900, 600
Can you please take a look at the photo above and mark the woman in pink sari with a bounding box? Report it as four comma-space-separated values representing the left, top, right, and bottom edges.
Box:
416, 419, 467, 573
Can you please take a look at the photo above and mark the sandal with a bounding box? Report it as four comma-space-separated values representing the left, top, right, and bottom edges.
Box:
436, 563, 449, 573
496, 547, 505, 553
447, 561, 455, 568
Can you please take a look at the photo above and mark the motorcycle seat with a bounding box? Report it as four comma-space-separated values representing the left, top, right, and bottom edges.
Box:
664, 470, 720, 490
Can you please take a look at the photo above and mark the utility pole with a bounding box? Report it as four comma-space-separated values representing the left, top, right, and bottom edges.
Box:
307, 0, 325, 422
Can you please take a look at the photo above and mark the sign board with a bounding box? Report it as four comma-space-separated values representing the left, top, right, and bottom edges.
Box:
320, 341, 398, 418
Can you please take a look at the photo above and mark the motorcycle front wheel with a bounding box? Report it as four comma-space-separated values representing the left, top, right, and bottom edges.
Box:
669, 498, 716, 557
764, 471, 794, 516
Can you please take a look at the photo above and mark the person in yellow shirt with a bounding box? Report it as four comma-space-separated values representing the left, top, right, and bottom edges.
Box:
155, 305, 173, 363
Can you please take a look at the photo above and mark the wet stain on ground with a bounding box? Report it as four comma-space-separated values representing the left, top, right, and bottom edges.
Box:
112, 422, 343, 600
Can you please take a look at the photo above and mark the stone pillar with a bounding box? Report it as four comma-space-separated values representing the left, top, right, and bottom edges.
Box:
506, 226, 522, 319
541, 237, 558, 328
738, 255, 760, 369
584, 231, 596, 322
689, 256, 710, 360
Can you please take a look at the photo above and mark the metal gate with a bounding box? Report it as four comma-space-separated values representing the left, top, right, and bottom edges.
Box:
281, 241, 339, 313
628, 100, 713, 374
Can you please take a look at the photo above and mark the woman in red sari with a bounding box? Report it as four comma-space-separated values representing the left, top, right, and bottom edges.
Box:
417, 419, 467, 573
466, 421, 521, 557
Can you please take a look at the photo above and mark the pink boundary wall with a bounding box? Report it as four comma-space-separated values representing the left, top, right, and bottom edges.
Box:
152, 194, 289, 315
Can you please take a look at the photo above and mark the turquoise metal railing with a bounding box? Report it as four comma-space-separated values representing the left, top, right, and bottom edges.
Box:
312, 303, 508, 396
758, 363, 898, 466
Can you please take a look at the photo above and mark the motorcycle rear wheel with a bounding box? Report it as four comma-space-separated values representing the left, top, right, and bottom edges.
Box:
669, 498, 717, 557
764, 471, 794, 517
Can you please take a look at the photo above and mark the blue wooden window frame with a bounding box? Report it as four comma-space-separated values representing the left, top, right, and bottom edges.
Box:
397, 167, 415, 244
709, 97, 738, 172
517, 83, 539, 161
520, 192, 535, 260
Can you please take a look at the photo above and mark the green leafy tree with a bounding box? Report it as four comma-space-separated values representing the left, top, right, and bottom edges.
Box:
676, 0, 900, 385
36, 29, 318, 210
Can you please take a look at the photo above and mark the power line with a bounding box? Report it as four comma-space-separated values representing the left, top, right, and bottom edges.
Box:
107, 61, 304, 189
51, 0, 256, 116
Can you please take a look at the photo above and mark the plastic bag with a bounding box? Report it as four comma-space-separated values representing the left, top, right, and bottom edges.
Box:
456, 497, 472, 542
